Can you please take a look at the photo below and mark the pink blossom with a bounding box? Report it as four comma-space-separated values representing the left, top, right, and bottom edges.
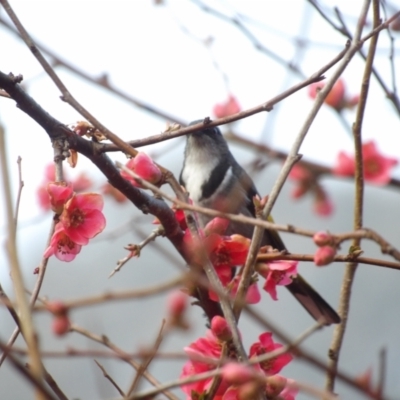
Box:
60, 193, 106, 245
37, 185, 52, 211
308, 78, 357, 112
230, 275, 261, 304
208, 265, 234, 302
314, 246, 336, 266
333, 141, 398, 185
289, 164, 312, 181
280, 379, 299, 400
258, 261, 298, 301
47, 182, 74, 214
313, 195, 334, 217
249, 332, 293, 375
204, 217, 230, 236
72, 172, 93, 192
206, 234, 250, 267
44, 163, 58, 181
37, 163, 68, 211
44, 223, 82, 262
213, 94, 241, 118
121, 153, 162, 187
181, 330, 228, 398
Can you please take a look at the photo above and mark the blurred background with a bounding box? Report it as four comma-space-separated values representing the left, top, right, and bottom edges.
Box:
0, 1, 399, 399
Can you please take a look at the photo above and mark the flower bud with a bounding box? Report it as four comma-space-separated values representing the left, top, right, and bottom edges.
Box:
313, 231, 334, 247
211, 316, 232, 342
314, 246, 336, 266
52, 315, 70, 336
167, 290, 188, 318
222, 362, 260, 385
167, 290, 189, 330
265, 375, 287, 397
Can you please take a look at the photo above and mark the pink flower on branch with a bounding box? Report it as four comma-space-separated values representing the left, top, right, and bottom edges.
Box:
213, 94, 241, 118
249, 332, 293, 376
60, 193, 106, 245
206, 233, 251, 267
121, 152, 162, 188
333, 140, 398, 185
181, 329, 228, 398
44, 223, 82, 262
258, 261, 298, 301
308, 78, 358, 112
47, 181, 74, 214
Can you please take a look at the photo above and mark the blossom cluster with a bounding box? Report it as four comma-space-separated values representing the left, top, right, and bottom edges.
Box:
43, 179, 106, 262
179, 216, 299, 305
180, 316, 297, 399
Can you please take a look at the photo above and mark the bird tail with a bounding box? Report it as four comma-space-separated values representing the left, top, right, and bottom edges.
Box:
286, 275, 341, 325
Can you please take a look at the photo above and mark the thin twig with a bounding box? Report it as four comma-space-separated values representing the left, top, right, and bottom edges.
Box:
127, 320, 167, 396
377, 347, 386, 397
326, 0, 379, 392
70, 324, 179, 400
94, 360, 126, 398
14, 156, 24, 227
308, 0, 400, 114
0, 16, 184, 125
116, 162, 400, 263
32, 276, 183, 312
0, 340, 56, 400
0, 118, 44, 396
109, 226, 165, 278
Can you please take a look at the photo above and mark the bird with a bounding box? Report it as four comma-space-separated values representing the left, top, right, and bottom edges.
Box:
179, 121, 340, 325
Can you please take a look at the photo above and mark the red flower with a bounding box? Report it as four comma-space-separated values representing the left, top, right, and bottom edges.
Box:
313, 192, 334, 217
308, 78, 357, 112
279, 379, 298, 400
333, 141, 398, 185
258, 261, 298, 301
47, 182, 74, 214
181, 329, 228, 398
37, 163, 69, 211
230, 275, 261, 304
37, 185, 52, 211
249, 332, 293, 375
213, 94, 241, 118
204, 217, 230, 236
208, 264, 235, 302
72, 172, 93, 192
60, 193, 106, 245
206, 234, 250, 267
43, 223, 82, 262
121, 153, 162, 187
